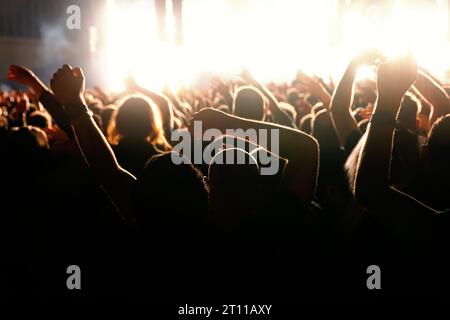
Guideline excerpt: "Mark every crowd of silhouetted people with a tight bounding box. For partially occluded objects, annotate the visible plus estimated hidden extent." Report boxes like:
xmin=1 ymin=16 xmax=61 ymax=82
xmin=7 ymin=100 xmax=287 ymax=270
xmin=2 ymin=49 xmax=450 ymax=298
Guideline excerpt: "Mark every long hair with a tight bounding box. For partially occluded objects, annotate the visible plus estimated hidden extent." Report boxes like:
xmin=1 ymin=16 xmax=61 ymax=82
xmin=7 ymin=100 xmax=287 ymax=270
xmin=108 ymin=94 xmax=171 ymax=151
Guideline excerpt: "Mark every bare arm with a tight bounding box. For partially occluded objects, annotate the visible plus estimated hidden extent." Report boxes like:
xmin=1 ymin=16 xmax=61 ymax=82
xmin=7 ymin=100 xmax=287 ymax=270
xmin=241 ymin=69 xmax=293 ymax=127
xmin=296 ymin=71 xmax=331 ymax=108
xmin=50 ymin=65 xmax=135 ymax=220
xmin=7 ymin=65 xmax=73 ymax=138
xmin=413 ymin=70 xmax=450 ymax=126
xmin=355 ymin=57 xmax=437 ymax=228
xmin=329 ymin=61 xmax=361 ymax=148
xmin=330 ymin=51 xmax=382 ymax=148
xmin=194 ymin=108 xmax=318 ymax=205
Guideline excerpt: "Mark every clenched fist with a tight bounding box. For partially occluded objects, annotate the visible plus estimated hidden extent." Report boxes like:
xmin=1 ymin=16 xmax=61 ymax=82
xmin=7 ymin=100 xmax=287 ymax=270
xmin=377 ymin=55 xmax=417 ymax=103
xmin=50 ymin=64 xmax=86 ymax=107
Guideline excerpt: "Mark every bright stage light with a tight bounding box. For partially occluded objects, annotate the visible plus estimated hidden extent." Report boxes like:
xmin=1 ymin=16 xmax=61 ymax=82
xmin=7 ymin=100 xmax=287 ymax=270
xmin=99 ymin=0 xmax=450 ymax=92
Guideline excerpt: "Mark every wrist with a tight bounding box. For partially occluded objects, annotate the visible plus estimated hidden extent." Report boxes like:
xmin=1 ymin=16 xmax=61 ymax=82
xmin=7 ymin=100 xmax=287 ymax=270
xmin=32 ymin=83 xmax=46 ymax=100
xmin=65 ymin=100 xmax=90 ymax=123
xmin=370 ymin=97 xmax=401 ymax=126
xmin=377 ymin=94 xmax=402 ymax=108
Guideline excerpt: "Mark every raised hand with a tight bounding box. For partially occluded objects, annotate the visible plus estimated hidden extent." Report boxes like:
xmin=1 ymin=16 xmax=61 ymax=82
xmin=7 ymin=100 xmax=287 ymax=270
xmin=7 ymin=65 xmax=46 ymax=98
xmin=50 ymin=64 xmax=86 ymax=107
xmin=296 ymin=71 xmax=331 ymax=105
xmin=239 ymin=67 xmax=256 ymax=85
xmin=211 ymin=76 xmax=231 ymax=96
xmin=377 ymin=55 xmax=417 ymax=103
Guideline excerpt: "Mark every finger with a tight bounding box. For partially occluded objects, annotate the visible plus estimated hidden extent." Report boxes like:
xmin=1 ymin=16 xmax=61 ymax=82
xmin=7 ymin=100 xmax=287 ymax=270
xmin=73 ymin=67 xmax=84 ymax=78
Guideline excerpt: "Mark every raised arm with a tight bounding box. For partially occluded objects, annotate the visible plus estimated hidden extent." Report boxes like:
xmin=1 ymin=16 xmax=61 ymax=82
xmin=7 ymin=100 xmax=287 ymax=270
xmin=296 ymin=71 xmax=331 ymax=108
xmin=354 ymin=56 xmax=436 ymax=226
xmin=240 ymin=68 xmax=293 ymax=127
xmin=193 ymin=108 xmax=318 ymax=206
xmin=50 ymin=65 xmax=135 ymax=219
xmin=7 ymin=65 xmax=73 ymax=138
xmin=330 ymin=50 xmax=382 ymax=148
xmin=413 ymin=70 xmax=450 ymax=126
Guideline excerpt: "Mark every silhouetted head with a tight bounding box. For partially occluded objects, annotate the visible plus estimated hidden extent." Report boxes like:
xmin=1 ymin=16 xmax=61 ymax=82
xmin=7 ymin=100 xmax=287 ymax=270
xmin=287 ymin=89 xmax=300 ymax=108
xmin=233 ymin=86 xmax=265 ymax=121
xmin=4 ymin=126 xmax=49 ymax=177
xmin=133 ymin=152 xmax=208 ymax=238
xmin=311 ymin=109 xmax=340 ymax=152
xmin=108 ymin=95 xmax=170 ymax=150
xmin=207 ymin=148 xmax=262 ymax=219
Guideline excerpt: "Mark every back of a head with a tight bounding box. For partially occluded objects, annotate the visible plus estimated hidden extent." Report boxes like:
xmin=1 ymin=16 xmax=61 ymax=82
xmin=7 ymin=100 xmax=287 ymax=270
xmin=311 ymin=109 xmax=340 ymax=152
xmin=287 ymin=89 xmax=300 ymax=107
xmin=5 ymin=126 xmax=49 ymax=176
xmin=133 ymin=152 xmax=208 ymax=235
xmin=207 ymin=148 xmax=261 ymax=216
xmin=233 ymin=86 xmax=265 ymax=121
xmin=108 ymin=95 xmax=166 ymax=147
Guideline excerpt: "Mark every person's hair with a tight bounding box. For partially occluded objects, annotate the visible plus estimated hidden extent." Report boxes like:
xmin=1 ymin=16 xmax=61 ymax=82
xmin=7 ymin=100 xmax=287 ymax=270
xmin=100 ymin=105 xmax=117 ymax=134
xmin=287 ymin=89 xmax=300 ymax=107
xmin=207 ymin=148 xmax=261 ymax=213
xmin=4 ymin=126 xmax=50 ymax=176
xmin=311 ymin=109 xmax=340 ymax=151
xmin=233 ymin=86 xmax=265 ymax=121
xmin=9 ymin=126 xmax=49 ymax=150
xmin=26 ymin=111 xmax=51 ymax=129
xmin=133 ymin=152 xmax=208 ymax=237
xmin=108 ymin=95 xmax=171 ymax=151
